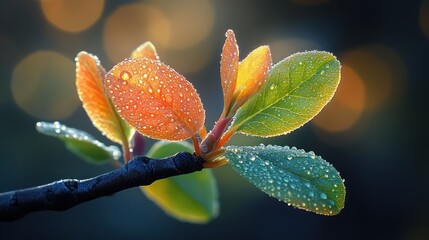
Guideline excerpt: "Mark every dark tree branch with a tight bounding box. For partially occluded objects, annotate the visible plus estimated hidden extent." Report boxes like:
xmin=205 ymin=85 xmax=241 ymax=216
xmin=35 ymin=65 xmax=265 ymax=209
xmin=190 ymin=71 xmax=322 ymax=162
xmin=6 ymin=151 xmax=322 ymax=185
xmin=0 ymin=152 xmax=204 ymax=222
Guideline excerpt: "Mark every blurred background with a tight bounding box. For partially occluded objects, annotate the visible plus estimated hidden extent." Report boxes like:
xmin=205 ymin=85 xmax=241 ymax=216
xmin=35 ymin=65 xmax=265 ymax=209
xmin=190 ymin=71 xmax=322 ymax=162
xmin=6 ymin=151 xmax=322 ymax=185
xmin=0 ymin=0 xmax=428 ymax=239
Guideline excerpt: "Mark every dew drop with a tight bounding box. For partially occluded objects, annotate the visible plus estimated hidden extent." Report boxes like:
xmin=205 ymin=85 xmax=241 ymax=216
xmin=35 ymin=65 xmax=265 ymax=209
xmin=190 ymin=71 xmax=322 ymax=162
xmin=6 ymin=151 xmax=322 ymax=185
xmin=320 ymin=70 xmax=325 ymax=75
xmin=320 ymin=193 xmax=327 ymax=199
xmin=270 ymin=84 xmax=276 ymax=90
xmin=120 ymin=70 xmax=131 ymax=81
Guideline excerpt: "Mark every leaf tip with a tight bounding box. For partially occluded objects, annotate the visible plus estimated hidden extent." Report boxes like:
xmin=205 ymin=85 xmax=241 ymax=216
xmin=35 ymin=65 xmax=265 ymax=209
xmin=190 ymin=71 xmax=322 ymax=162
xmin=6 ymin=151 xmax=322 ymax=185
xmin=131 ymin=41 xmax=160 ymax=60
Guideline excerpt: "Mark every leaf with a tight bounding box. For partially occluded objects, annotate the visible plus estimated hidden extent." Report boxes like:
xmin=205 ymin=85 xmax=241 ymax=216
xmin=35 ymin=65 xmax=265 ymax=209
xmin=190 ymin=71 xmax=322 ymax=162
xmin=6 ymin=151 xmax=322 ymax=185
xmin=231 ymin=51 xmax=341 ymax=137
xmin=234 ymin=45 xmax=272 ymax=104
xmin=220 ymin=29 xmax=239 ymax=111
xmin=105 ymin=58 xmax=205 ymax=141
xmin=225 ymin=145 xmax=345 ymax=215
xmin=130 ymin=41 xmax=160 ymax=60
xmin=141 ymin=141 xmax=219 ymax=223
xmin=76 ymin=51 xmax=134 ymax=144
xmin=36 ymin=121 xmax=121 ymax=164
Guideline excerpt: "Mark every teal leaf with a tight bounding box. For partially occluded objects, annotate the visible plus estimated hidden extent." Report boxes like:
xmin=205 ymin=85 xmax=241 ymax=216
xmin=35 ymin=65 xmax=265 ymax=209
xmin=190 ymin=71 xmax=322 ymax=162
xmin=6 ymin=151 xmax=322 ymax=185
xmin=36 ymin=121 xmax=121 ymax=164
xmin=231 ymin=51 xmax=341 ymax=137
xmin=141 ymin=141 xmax=219 ymax=223
xmin=225 ymin=145 xmax=345 ymax=215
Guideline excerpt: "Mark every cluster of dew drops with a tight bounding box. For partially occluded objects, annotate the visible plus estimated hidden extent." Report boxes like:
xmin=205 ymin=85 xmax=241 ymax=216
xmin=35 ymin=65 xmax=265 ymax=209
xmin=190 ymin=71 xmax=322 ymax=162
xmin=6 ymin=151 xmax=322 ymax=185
xmin=36 ymin=121 xmax=121 ymax=160
xmin=226 ymin=144 xmax=344 ymax=215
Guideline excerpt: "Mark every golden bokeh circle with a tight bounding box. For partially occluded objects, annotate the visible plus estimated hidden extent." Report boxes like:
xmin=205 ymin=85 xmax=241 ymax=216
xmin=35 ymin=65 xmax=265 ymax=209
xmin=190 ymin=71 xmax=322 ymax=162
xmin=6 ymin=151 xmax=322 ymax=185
xmin=148 ymin=0 xmax=215 ymax=49
xmin=103 ymin=3 xmax=171 ymax=63
xmin=11 ymin=51 xmax=79 ymax=119
xmin=340 ymin=45 xmax=406 ymax=110
xmin=312 ymin=64 xmax=366 ymax=132
xmin=40 ymin=0 xmax=104 ymax=33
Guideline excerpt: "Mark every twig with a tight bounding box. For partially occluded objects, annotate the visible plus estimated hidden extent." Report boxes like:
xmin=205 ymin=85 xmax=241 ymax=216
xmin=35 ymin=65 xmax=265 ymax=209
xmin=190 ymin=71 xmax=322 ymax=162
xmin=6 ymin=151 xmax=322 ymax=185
xmin=0 ymin=152 xmax=203 ymax=222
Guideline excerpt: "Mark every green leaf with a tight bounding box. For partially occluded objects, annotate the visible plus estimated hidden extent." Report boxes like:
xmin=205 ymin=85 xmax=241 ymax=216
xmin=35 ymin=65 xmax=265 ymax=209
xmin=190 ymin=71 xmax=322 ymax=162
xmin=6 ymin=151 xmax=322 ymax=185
xmin=225 ymin=145 xmax=345 ymax=215
xmin=141 ymin=141 xmax=219 ymax=223
xmin=36 ymin=121 xmax=121 ymax=164
xmin=231 ymin=51 xmax=341 ymax=137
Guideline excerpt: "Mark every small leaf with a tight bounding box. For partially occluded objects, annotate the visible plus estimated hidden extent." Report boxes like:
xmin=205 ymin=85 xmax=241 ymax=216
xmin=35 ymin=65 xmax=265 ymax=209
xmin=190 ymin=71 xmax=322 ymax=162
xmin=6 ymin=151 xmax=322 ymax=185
xmin=234 ymin=45 xmax=272 ymax=104
xmin=225 ymin=145 xmax=345 ymax=215
xmin=231 ymin=51 xmax=341 ymax=137
xmin=105 ymin=58 xmax=205 ymax=141
xmin=36 ymin=121 xmax=121 ymax=164
xmin=130 ymin=41 xmax=160 ymax=60
xmin=141 ymin=141 xmax=219 ymax=223
xmin=76 ymin=51 xmax=134 ymax=144
xmin=220 ymin=29 xmax=239 ymax=112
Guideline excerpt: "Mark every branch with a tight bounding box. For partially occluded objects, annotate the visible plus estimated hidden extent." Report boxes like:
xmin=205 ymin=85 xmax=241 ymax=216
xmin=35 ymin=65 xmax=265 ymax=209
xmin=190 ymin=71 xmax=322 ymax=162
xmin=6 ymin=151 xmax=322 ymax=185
xmin=0 ymin=152 xmax=203 ymax=222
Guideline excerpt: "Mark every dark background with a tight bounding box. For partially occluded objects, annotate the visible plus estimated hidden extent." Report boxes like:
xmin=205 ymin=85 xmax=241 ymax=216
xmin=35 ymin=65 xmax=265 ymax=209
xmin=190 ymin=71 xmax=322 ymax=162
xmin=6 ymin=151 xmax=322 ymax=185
xmin=1 ymin=0 xmax=428 ymax=239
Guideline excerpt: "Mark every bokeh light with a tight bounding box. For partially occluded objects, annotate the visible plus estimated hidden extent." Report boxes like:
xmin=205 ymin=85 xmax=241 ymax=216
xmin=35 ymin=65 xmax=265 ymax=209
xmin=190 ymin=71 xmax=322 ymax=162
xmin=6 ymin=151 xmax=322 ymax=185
xmin=162 ymin=46 xmax=213 ymax=74
xmin=420 ymin=0 xmax=429 ymax=40
xmin=268 ymin=37 xmax=320 ymax=63
xmin=40 ymin=0 xmax=104 ymax=33
xmin=148 ymin=0 xmax=215 ymax=50
xmin=103 ymin=1 xmax=215 ymax=74
xmin=312 ymin=64 xmax=366 ymax=132
xmin=339 ymin=45 xmax=406 ymax=111
xmin=103 ymin=3 xmax=171 ymax=63
xmin=11 ymin=51 xmax=79 ymax=119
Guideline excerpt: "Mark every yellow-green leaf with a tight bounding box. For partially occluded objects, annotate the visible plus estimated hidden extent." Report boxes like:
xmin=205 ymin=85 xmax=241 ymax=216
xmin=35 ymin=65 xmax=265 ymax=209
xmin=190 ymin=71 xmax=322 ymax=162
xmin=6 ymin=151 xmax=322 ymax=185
xmin=141 ymin=141 xmax=219 ymax=223
xmin=231 ymin=51 xmax=341 ymax=137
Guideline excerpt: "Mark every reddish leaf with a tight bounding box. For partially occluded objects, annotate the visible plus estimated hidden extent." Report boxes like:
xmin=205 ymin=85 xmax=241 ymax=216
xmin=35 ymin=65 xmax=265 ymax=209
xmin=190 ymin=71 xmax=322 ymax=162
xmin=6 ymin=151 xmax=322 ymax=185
xmin=220 ymin=29 xmax=239 ymax=114
xmin=105 ymin=58 xmax=205 ymax=141
xmin=75 ymin=51 xmax=128 ymax=145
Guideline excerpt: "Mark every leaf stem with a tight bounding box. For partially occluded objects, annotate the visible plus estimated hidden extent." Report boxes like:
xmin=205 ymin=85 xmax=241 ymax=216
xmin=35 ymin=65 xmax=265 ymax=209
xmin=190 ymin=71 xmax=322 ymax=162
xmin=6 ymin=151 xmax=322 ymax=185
xmin=122 ymin=142 xmax=131 ymax=163
xmin=200 ymin=117 xmax=232 ymax=154
xmin=213 ymin=126 xmax=237 ymax=151
xmin=192 ymin=135 xmax=202 ymax=157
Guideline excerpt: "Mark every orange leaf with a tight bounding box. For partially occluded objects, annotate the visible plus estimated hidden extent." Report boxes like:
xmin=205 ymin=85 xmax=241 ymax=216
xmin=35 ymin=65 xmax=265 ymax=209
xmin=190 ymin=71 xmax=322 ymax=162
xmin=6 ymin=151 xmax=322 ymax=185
xmin=235 ymin=45 xmax=272 ymax=103
xmin=131 ymin=41 xmax=160 ymax=60
xmin=105 ymin=58 xmax=205 ymax=141
xmin=76 ymin=51 xmax=128 ymax=145
xmin=220 ymin=29 xmax=239 ymax=115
